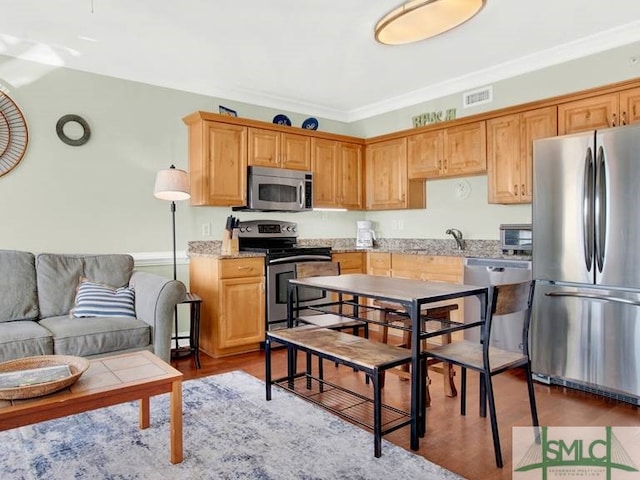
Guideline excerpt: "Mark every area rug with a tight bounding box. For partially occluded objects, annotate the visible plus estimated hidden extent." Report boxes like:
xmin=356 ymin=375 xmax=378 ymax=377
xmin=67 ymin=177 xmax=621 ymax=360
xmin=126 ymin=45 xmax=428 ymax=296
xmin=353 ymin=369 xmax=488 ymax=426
xmin=0 ymin=370 xmax=463 ymax=480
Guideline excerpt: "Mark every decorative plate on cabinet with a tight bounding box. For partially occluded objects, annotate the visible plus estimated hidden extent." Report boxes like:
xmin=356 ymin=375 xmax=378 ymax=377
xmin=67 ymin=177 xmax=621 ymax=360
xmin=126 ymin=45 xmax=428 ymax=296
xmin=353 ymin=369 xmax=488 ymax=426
xmin=0 ymin=91 xmax=29 ymax=177
xmin=301 ymin=117 xmax=319 ymax=130
xmin=272 ymin=114 xmax=291 ymax=126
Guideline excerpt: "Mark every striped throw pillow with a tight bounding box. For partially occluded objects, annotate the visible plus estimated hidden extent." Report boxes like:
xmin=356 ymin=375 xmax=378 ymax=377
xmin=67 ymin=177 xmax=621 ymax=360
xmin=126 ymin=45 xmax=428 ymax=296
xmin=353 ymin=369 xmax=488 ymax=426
xmin=71 ymin=280 xmax=136 ymax=318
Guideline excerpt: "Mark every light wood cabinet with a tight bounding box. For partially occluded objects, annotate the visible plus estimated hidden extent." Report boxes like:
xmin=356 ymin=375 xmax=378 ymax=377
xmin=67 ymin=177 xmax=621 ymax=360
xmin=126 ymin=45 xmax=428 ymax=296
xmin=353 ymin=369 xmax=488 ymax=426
xmin=407 ymin=130 xmax=443 ymax=179
xmin=312 ymin=139 xmax=363 ymax=209
xmin=332 ymin=252 xmax=365 ymax=274
xmin=248 ymin=127 xmax=311 ymax=171
xmin=366 ymin=138 xmax=425 ymax=210
xmin=620 ymin=87 xmax=640 ymax=125
xmin=367 ymin=252 xmax=391 ymax=276
xmin=407 ymin=121 xmax=487 ymax=179
xmin=391 ymin=254 xmax=464 ymax=323
xmin=189 ymin=256 xmax=265 ymax=358
xmin=391 ymin=254 xmax=463 ymax=283
xmin=558 ymin=87 xmax=640 ymax=134
xmin=185 ymin=120 xmax=247 ymax=206
xmin=487 ymin=106 xmax=557 ymax=204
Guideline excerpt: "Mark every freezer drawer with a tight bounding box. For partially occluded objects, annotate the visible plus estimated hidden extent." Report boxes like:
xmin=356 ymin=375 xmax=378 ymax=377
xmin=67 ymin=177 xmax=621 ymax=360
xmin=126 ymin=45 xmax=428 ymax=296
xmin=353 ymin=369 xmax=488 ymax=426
xmin=532 ymin=282 xmax=640 ymax=401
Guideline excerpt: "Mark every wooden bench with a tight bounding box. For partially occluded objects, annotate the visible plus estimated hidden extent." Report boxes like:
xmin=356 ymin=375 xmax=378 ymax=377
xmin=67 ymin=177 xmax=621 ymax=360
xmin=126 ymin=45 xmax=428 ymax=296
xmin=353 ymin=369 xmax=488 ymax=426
xmin=265 ymin=326 xmax=415 ymax=458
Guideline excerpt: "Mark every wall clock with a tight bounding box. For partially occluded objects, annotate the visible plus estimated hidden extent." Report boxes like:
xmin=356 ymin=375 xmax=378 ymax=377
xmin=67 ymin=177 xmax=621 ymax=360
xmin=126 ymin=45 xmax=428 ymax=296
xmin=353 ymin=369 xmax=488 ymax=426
xmin=0 ymin=91 xmax=29 ymax=177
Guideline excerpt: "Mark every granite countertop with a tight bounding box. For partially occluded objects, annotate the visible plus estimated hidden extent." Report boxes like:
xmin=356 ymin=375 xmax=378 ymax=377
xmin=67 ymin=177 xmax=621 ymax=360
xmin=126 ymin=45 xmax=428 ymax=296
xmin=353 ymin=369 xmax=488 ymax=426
xmin=188 ymin=239 xmax=532 ymax=261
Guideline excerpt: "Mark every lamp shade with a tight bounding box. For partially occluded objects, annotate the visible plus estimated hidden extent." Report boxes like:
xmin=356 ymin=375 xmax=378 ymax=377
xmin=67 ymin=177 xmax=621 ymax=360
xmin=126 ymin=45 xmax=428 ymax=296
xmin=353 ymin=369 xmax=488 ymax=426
xmin=375 ymin=0 xmax=485 ymax=45
xmin=154 ymin=165 xmax=191 ymax=201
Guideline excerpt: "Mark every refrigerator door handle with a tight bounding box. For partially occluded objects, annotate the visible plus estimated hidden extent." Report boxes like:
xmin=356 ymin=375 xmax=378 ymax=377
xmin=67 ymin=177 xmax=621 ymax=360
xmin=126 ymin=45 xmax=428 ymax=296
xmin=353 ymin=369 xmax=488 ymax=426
xmin=583 ymin=148 xmax=595 ymax=272
xmin=594 ymin=146 xmax=607 ymax=273
xmin=546 ymin=291 xmax=640 ymax=306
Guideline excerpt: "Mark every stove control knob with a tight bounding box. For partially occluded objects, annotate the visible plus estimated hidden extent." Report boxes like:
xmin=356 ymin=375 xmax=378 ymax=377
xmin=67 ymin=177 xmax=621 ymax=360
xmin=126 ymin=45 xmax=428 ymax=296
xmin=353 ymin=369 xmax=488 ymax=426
xmin=286 ymin=226 xmax=292 ymax=232
xmin=245 ymin=226 xmax=252 ymax=232
xmin=292 ymin=226 xmax=297 ymax=232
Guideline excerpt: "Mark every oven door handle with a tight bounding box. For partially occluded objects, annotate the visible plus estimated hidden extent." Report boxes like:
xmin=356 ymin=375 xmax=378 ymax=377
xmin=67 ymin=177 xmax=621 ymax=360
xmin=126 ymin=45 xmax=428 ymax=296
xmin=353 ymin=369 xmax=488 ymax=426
xmin=268 ymin=255 xmax=332 ymax=264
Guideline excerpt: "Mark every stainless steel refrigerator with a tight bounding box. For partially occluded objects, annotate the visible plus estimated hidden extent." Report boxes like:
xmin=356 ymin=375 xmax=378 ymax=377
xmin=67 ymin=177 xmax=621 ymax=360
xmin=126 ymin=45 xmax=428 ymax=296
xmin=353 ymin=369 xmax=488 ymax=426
xmin=532 ymin=123 xmax=640 ymax=405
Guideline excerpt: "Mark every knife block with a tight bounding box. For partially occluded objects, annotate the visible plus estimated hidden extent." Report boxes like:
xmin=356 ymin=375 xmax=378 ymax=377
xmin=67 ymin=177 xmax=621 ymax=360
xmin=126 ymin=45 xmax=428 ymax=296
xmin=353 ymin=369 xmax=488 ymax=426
xmin=221 ymin=228 xmax=239 ymax=255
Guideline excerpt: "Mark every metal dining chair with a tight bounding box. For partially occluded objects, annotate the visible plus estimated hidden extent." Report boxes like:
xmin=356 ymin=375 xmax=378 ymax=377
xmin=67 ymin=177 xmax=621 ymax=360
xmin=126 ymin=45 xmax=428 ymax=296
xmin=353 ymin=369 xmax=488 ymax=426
xmin=293 ymin=261 xmax=367 ymax=335
xmin=423 ymin=280 xmax=539 ymax=468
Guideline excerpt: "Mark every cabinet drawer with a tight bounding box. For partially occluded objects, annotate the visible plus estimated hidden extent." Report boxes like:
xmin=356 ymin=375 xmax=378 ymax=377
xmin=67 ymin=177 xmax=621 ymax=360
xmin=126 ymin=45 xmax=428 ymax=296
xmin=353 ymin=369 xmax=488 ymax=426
xmin=332 ymin=252 xmax=365 ymax=273
xmin=220 ymin=257 xmax=264 ymax=279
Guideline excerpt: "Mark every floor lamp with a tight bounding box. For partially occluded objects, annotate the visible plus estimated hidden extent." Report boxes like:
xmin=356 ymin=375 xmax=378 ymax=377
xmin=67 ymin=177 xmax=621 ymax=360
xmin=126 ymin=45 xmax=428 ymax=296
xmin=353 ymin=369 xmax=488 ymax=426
xmin=154 ymin=164 xmax=190 ymax=349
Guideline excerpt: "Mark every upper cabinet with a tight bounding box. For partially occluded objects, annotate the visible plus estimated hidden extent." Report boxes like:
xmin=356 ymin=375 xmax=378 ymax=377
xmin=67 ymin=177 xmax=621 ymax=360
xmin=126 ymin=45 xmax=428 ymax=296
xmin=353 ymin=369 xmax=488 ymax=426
xmin=365 ymin=137 xmax=425 ymax=210
xmin=248 ymin=127 xmax=311 ymax=171
xmin=487 ymin=106 xmax=557 ymax=204
xmin=185 ymin=119 xmax=248 ymax=206
xmin=407 ymin=121 xmax=487 ymax=179
xmin=558 ymin=87 xmax=640 ymax=135
xmin=312 ymin=138 xmax=363 ymax=209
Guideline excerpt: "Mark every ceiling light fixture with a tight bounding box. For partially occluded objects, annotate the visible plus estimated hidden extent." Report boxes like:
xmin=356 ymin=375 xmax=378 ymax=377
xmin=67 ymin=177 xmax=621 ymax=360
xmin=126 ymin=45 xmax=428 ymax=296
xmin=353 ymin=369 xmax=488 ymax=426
xmin=375 ymin=0 xmax=486 ymax=45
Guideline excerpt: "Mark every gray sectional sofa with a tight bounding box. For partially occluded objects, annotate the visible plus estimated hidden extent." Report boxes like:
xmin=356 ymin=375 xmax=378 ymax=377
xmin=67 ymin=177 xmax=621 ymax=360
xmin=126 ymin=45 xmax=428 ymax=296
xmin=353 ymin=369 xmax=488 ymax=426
xmin=0 ymin=250 xmax=186 ymax=364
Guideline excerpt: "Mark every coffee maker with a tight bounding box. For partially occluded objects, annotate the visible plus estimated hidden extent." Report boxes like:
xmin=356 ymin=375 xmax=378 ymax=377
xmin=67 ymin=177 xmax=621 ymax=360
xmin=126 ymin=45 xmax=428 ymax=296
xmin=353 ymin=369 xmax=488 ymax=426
xmin=356 ymin=220 xmax=376 ymax=249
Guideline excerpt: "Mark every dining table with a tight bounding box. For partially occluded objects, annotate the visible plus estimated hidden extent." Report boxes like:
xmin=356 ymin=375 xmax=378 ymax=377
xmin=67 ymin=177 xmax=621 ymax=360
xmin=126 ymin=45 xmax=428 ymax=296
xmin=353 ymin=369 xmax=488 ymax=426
xmin=283 ymin=273 xmax=488 ymax=452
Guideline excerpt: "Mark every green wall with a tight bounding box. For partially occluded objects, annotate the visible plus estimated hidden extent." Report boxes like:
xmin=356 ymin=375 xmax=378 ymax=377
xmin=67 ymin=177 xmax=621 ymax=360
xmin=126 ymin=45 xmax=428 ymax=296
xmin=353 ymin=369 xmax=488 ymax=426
xmin=2 ymin=40 xmax=640 ymax=270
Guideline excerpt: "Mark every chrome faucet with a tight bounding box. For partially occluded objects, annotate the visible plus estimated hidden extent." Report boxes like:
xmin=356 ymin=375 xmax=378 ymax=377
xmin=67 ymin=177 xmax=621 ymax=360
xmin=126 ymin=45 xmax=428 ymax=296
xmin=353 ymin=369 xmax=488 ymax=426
xmin=446 ymin=228 xmax=465 ymax=250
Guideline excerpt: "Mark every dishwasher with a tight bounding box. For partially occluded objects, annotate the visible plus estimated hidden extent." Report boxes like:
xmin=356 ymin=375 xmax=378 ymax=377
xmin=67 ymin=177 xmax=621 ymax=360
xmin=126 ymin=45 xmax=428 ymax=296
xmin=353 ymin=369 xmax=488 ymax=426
xmin=463 ymin=257 xmax=532 ymax=353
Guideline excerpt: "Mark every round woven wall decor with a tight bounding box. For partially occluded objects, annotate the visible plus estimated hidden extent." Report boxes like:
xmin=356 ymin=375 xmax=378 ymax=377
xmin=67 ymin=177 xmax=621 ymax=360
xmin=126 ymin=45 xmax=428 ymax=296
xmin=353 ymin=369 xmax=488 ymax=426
xmin=0 ymin=90 xmax=28 ymax=177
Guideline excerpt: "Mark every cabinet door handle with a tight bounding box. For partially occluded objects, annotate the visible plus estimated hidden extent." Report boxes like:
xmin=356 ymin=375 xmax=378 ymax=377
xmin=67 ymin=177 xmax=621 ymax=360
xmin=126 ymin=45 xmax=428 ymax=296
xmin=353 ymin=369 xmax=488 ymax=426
xmin=237 ymin=266 xmax=251 ymax=270
xmin=611 ymin=113 xmax=617 ymax=127
xmin=443 ymin=159 xmax=447 ymax=170
xmin=514 ymin=184 xmax=518 ymax=196
xmin=522 ymin=184 xmax=525 ymax=197
xmin=622 ymin=111 xmax=627 ymax=125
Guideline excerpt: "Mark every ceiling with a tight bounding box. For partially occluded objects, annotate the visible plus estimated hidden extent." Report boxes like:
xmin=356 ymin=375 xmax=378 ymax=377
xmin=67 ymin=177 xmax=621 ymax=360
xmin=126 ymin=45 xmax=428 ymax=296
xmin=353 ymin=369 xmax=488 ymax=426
xmin=2 ymin=0 xmax=640 ymax=122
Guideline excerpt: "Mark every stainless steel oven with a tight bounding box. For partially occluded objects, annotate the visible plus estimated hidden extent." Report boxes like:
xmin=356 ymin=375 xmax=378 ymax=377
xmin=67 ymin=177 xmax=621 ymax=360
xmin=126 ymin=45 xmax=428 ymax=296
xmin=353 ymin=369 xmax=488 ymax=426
xmin=238 ymin=220 xmax=332 ymax=331
xmin=266 ymin=250 xmax=333 ymax=330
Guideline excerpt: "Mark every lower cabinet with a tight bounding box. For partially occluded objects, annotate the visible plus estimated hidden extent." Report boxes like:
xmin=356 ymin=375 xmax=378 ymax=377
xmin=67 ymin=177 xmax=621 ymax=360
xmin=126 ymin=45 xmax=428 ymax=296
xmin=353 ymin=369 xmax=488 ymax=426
xmin=390 ymin=254 xmax=464 ymax=324
xmin=332 ymin=251 xmax=365 ymax=274
xmin=367 ymin=252 xmax=391 ymax=276
xmin=190 ymin=256 xmax=265 ymax=358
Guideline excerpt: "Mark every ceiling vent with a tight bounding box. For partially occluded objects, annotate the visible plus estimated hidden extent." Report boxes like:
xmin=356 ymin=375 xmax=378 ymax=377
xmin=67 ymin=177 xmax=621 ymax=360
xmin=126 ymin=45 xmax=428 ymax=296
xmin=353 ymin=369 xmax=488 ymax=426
xmin=463 ymin=85 xmax=493 ymax=108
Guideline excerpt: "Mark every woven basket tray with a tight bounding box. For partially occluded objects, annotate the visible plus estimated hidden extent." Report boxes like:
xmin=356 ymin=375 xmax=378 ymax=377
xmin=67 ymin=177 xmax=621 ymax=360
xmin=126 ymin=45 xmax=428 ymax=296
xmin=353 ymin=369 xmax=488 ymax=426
xmin=0 ymin=355 xmax=90 ymax=400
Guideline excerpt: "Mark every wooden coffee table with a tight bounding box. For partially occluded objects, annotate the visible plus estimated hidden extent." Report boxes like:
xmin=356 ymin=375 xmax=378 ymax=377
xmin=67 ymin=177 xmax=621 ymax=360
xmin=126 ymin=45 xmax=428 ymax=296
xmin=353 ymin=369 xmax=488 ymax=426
xmin=0 ymin=350 xmax=184 ymax=464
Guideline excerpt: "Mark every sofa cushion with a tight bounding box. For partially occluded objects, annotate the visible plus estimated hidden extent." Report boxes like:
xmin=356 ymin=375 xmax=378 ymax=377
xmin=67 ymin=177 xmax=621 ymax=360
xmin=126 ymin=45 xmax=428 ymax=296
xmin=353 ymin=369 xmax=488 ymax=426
xmin=36 ymin=254 xmax=134 ymax=319
xmin=40 ymin=315 xmax=150 ymax=357
xmin=0 ymin=321 xmax=53 ymax=362
xmin=83 ymin=255 xmax=134 ymax=288
xmin=0 ymin=250 xmax=39 ymax=323
xmin=71 ymin=279 xmax=136 ymax=318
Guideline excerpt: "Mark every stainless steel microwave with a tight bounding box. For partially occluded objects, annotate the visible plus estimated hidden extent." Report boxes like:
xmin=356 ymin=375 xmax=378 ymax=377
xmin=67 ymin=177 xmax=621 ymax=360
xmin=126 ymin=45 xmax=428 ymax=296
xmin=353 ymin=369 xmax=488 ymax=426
xmin=235 ymin=166 xmax=313 ymax=212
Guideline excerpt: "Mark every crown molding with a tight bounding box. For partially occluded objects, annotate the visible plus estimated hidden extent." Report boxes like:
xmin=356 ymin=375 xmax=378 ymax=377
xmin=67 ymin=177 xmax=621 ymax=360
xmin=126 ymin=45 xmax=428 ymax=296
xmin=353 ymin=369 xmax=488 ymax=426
xmin=343 ymin=20 xmax=640 ymax=121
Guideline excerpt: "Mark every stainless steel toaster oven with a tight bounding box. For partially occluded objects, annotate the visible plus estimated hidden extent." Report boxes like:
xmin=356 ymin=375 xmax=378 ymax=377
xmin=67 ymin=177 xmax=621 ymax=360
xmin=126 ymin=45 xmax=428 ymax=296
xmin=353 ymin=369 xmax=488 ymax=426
xmin=500 ymin=224 xmax=532 ymax=254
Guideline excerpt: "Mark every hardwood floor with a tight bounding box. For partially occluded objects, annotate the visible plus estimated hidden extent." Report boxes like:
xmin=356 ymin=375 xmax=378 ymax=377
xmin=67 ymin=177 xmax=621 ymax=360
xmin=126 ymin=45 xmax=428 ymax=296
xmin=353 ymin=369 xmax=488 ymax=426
xmin=171 ymin=347 xmax=640 ymax=480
